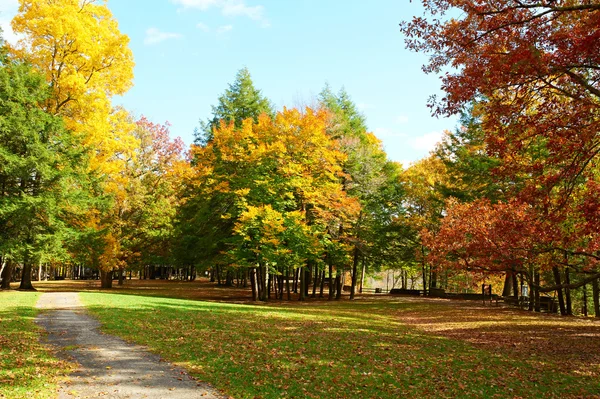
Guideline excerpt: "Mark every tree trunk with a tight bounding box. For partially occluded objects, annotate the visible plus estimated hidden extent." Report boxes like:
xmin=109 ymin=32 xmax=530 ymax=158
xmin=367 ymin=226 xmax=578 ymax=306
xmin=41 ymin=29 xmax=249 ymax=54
xmin=19 ymin=262 xmax=35 ymax=291
xmin=564 ymin=267 xmax=572 ymax=315
xmin=328 ymin=260 xmax=334 ymax=301
xmin=293 ymin=267 xmax=299 ymax=294
xmin=311 ymin=263 xmax=318 ymax=298
xmin=502 ymin=271 xmax=513 ymax=297
xmin=260 ymin=263 xmax=268 ymax=301
xmin=285 ymin=266 xmax=292 ymax=301
xmin=38 ymin=262 xmax=43 ymax=282
xmin=512 ymin=272 xmax=518 ymax=298
xmin=534 ymin=271 xmax=541 ymax=312
xmin=319 ymin=270 xmax=325 ymax=298
xmin=552 ymin=267 xmax=566 ymax=315
xmin=335 ymin=272 xmax=342 ymax=300
xmin=421 ymin=265 xmax=427 ymax=295
xmin=421 ymin=246 xmax=427 ymax=295
xmin=100 ymin=270 xmax=113 ymax=289
xmin=359 ymin=257 xmax=366 ymax=294
xmin=350 ymin=246 xmax=359 ymax=300
xmin=250 ymin=267 xmax=258 ymax=301
xmin=592 ymin=277 xmax=599 ymax=318
xmin=430 ymin=270 xmax=437 ymax=290
xmin=304 ymin=268 xmax=310 ymax=298
xmin=299 ymin=266 xmax=305 ymax=301
xmin=583 ymin=283 xmax=588 ymax=317
xmin=118 ymin=267 xmax=125 ymax=286
xmin=1 ymin=260 xmax=13 ymax=290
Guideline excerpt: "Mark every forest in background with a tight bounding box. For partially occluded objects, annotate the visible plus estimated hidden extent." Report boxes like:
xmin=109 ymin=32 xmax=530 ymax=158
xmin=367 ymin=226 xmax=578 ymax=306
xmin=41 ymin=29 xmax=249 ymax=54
xmin=0 ymin=0 xmax=599 ymax=317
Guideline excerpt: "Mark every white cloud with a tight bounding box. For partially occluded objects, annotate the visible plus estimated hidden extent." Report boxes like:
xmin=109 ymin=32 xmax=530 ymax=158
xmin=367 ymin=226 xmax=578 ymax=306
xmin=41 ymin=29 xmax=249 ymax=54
xmin=172 ymin=0 xmax=268 ymax=26
xmin=173 ymin=0 xmax=219 ymax=10
xmin=196 ymin=22 xmax=210 ymax=32
xmin=144 ymin=28 xmax=183 ymax=45
xmin=216 ymin=24 xmax=233 ymax=34
xmin=409 ymin=131 xmax=443 ymax=152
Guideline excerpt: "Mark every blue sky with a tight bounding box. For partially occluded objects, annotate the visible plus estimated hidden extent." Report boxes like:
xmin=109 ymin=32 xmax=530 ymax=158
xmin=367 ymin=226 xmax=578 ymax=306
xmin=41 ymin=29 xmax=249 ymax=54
xmin=0 ymin=0 xmax=457 ymax=166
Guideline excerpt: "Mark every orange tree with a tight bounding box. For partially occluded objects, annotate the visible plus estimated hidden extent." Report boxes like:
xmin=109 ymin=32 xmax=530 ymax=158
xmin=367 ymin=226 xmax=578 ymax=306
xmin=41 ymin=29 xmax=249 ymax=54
xmin=403 ymin=1 xmax=600 ymax=314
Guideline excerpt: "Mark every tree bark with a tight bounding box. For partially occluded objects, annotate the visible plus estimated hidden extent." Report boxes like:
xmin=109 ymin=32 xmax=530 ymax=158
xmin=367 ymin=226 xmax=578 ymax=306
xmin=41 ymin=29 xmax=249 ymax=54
xmin=421 ymin=267 xmax=427 ymax=295
xmin=328 ymin=258 xmax=334 ymax=301
xmin=304 ymin=268 xmax=310 ymax=298
xmin=534 ymin=271 xmax=541 ymax=312
xmin=335 ymin=272 xmax=342 ymax=300
xmin=564 ymin=267 xmax=572 ymax=315
xmin=260 ymin=263 xmax=268 ymax=301
xmin=250 ymin=267 xmax=257 ymax=301
xmin=592 ymin=277 xmax=599 ymax=318
xmin=319 ymin=270 xmax=325 ymax=298
xmin=286 ymin=266 xmax=291 ymax=300
xmin=1 ymin=260 xmax=13 ymax=290
xmin=100 ymin=270 xmax=113 ymax=289
xmin=311 ymin=263 xmax=318 ymax=298
xmin=118 ymin=267 xmax=125 ymax=286
xmin=359 ymin=257 xmax=366 ymax=294
xmin=350 ymin=246 xmax=359 ymax=300
xmin=583 ymin=283 xmax=588 ymax=317
xmin=553 ymin=267 xmax=566 ymax=315
xmin=502 ymin=271 xmax=513 ymax=297
xmin=293 ymin=267 xmax=299 ymax=293
xmin=19 ymin=262 xmax=35 ymax=291
xmin=299 ymin=266 xmax=305 ymax=301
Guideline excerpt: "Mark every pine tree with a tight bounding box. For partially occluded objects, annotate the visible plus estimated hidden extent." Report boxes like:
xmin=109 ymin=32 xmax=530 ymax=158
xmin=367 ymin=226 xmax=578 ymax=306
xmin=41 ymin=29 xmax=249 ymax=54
xmin=0 ymin=57 xmax=89 ymax=290
xmin=195 ymin=67 xmax=274 ymax=144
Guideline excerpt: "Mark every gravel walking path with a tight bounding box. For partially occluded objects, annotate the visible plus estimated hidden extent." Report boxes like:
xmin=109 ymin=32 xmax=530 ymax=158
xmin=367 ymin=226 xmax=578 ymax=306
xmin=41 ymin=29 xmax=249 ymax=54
xmin=35 ymin=292 xmax=224 ymax=399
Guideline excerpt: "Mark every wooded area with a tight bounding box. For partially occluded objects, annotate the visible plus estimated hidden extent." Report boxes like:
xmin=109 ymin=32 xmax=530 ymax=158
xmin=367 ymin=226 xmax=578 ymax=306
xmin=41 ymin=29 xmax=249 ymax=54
xmin=0 ymin=0 xmax=599 ymax=319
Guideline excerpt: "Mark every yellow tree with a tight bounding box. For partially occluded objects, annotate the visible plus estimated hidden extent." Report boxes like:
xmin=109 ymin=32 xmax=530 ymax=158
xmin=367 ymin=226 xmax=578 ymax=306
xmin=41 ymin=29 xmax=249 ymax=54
xmin=180 ymin=108 xmax=359 ymax=300
xmin=10 ymin=0 xmax=137 ymax=287
xmin=400 ymin=154 xmax=452 ymax=293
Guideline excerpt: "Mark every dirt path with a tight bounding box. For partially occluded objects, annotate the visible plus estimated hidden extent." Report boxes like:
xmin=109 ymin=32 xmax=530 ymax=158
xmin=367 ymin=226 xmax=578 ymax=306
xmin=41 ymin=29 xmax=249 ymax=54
xmin=35 ymin=292 xmax=225 ymax=399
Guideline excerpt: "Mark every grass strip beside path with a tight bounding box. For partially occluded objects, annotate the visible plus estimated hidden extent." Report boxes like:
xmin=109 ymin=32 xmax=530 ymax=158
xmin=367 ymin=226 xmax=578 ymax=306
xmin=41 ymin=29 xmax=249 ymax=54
xmin=81 ymin=292 xmax=599 ymax=399
xmin=0 ymin=291 xmax=69 ymax=399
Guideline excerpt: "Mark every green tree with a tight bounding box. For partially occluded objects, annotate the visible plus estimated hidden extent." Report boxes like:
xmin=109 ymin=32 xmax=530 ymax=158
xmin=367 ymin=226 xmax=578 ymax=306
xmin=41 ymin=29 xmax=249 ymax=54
xmin=0 ymin=56 xmax=89 ymax=290
xmin=195 ymin=67 xmax=274 ymax=145
xmin=318 ymin=86 xmax=402 ymax=299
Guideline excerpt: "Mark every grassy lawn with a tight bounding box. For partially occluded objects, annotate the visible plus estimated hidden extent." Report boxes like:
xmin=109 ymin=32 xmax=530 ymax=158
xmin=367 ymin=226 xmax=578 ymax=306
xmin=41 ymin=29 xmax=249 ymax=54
xmin=0 ymin=291 xmax=69 ymax=399
xmin=80 ymin=291 xmax=600 ymax=399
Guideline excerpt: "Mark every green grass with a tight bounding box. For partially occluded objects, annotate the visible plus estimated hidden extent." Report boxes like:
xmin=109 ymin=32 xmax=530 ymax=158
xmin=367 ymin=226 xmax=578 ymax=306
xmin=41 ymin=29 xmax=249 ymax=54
xmin=80 ymin=293 xmax=600 ymax=399
xmin=0 ymin=291 xmax=69 ymax=399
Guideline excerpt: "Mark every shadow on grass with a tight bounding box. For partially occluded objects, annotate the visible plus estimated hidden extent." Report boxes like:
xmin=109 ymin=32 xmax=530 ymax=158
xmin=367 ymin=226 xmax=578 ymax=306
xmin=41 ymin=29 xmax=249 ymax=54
xmin=82 ymin=292 xmax=600 ymax=399
xmin=0 ymin=292 xmax=69 ymax=399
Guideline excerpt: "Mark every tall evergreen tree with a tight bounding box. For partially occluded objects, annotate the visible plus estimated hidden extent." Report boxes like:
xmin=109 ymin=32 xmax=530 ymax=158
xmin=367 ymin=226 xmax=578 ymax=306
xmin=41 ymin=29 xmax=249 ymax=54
xmin=0 ymin=56 xmax=89 ymax=290
xmin=195 ymin=67 xmax=274 ymax=145
xmin=318 ymin=85 xmax=403 ymax=298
